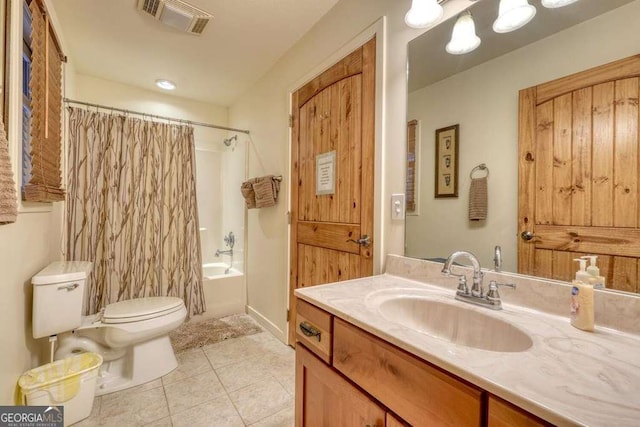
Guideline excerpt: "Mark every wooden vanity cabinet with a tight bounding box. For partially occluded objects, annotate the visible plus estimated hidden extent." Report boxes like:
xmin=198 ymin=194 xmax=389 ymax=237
xmin=296 ymin=344 xmax=385 ymax=427
xmin=488 ymin=396 xmax=553 ymax=427
xmin=295 ymin=299 xmax=551 ymax=427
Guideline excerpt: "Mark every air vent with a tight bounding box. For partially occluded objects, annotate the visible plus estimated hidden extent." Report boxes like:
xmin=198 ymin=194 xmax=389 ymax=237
xmin=137 ymin=0 xmax=212 ymax=35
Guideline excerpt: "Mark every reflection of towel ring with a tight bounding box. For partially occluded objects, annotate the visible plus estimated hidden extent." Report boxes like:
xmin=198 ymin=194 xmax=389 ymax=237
xmin=470 ymin=163 xmax=489 ymax=179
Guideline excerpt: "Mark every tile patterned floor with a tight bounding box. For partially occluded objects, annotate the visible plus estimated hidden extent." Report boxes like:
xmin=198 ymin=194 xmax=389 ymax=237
xmin=74 ymin=330 xmax=295 ymax=427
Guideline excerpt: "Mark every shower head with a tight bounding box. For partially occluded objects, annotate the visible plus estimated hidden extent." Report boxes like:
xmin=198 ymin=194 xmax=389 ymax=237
xmin=223 ymin=135 xmax=238 ymax=147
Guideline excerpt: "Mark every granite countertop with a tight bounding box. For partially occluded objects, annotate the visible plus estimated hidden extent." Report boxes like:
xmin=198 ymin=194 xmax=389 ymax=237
xmin=295 ymin=274 xmax=640 ymax=427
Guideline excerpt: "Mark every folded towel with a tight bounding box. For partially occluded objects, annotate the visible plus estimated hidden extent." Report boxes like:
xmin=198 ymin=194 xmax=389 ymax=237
xmin=241 ymin=180 xmax=256 ymax=209
xmin=241 ymin=176 xmax=281 ymax=209
xmin=0 ymin=116 xmax=17 ymax=224
xmin=254 ymin=175 xmax=280 ymax=208
xmin=469 ymin=177 xmax=487 ymax=221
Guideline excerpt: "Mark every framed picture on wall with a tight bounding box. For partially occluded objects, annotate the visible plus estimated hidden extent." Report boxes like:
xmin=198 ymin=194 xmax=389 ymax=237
xmin=435 ymin=124 xmax=459 ymax=198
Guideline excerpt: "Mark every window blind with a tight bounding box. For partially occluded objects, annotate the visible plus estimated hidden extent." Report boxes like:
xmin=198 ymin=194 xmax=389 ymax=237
xmin=23 ymin=0 xmax=65 ymax=202
xmin=406 ymin=120 xmax=417 ymax=213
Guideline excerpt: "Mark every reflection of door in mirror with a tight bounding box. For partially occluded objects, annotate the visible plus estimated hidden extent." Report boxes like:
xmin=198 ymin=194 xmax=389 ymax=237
xmin=519 ymin=55 xmax=640 ymax=293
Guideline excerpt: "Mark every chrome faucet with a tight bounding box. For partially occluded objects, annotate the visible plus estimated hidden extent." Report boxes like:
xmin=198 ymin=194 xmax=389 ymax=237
xmin=493 ymin=245 xmax=502 ymax=272
xmin=442 ymin=250 xmax=515 ymax=310
xmin=215 ymin=231 xmax=235 ymax=273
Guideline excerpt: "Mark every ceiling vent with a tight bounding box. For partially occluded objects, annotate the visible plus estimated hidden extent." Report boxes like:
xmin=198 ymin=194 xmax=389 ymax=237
xmin=137 ymin=0 xmax=213 ymax=35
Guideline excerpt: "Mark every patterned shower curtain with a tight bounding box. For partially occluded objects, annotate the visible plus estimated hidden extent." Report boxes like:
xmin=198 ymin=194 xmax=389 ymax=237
xmin=66 ymin=107 xmax=206 ymax=317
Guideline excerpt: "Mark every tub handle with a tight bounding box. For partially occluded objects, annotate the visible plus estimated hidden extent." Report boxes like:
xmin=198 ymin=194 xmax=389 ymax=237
xmin=58 ymin=283 xmax=80 ymax=291
xmin=299 ymin=322 xmax=321 ymax=341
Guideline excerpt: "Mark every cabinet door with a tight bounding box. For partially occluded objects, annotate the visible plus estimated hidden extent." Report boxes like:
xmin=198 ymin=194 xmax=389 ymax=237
xmin=296 ymin=344 xmax=385 ymax=427
xmin=488 ymin=396 xmax=551 ymax=427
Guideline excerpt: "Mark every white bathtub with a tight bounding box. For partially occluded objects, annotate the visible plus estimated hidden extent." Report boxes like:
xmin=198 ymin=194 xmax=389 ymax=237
xmin=198 ymin=262 xmax=245 ymax=320
xmin=203 ymin=262 xmax=242 ymax=279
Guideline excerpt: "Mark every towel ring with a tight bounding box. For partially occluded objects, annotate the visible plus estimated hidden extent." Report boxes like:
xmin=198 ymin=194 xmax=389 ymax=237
xmin=470 ymin=163 xmax=489 ymax=179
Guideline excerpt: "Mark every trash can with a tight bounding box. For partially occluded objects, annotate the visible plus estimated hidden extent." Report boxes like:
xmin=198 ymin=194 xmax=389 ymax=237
xmin=18 ymin=352 xmax=103 ymax=426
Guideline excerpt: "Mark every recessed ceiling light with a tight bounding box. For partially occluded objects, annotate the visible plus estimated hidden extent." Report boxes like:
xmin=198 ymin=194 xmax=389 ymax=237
xmin=156 ymin=79 xmax=176 ymax=90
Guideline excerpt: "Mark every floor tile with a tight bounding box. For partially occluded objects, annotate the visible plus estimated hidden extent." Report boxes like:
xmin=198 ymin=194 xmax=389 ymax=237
xmin=162 ymin=348 xmax=212 ymax=386
xmin=143 ymin=416 xmax=173 ymax=426
xmin=215 ymin=355 xmax=271 ymax=392
xmin=249 ymin=406 xmax=295 ymax=427
xmin=228 ymin=377 xmax=293 ymax=425
xmin=164 ymin=370 xmax=226 ymax=414
xmin=171 ymin=395 xmax=244 ymax=427
xmin=99 ymin=386 xmax=169 ymax=425
xmin=203 ymin=335 xmax=268 ymax=369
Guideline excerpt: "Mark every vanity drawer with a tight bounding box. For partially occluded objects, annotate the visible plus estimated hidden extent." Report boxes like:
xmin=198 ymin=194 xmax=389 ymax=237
xmin=295 ymin=299 xmax=332 ymax=363
xmin=333 ymin=318 xmax=483 ymax=426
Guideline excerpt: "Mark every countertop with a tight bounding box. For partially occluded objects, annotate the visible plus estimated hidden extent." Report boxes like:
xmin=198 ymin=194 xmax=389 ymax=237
xmin=295 ymin=274 xmax=640 ymax=427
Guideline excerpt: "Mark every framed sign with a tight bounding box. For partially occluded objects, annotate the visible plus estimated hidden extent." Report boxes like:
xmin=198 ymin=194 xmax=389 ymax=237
xmin=435 ymin=124 xmax=459 ymax=198
xmin=316 ymin=151 xmax=336 ymax=195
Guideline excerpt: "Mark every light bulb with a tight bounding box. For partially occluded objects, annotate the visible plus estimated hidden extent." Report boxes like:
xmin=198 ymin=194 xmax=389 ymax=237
xmin=446 ymin=13 xmax=481 ymax=55
xmin=493 ymin=0 xmax=537 ymax=33
xmin=155 ymin=79 xmax=176 ymax=90
xmin=541 ymin=0 xmax=580 ymax=8
xmin=405 ymin=0 xmax=444 ymax=29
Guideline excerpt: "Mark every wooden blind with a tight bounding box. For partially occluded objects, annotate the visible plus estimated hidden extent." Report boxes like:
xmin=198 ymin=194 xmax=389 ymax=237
xmin=406 ymin=120 xmax=417 ymax=212
xmin=23 ymin=0 xmax=65 ymax=202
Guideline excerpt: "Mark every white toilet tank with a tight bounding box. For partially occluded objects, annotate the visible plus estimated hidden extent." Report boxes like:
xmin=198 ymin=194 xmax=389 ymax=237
xmin=32 ymin=261 xmax=93 ymax=339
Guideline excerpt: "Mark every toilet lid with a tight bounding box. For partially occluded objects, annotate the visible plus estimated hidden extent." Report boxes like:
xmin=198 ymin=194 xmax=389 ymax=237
xmin=103 ymin=297 xmax=185 ymax=324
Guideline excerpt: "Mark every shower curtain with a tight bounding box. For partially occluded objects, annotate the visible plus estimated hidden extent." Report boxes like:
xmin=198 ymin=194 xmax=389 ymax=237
xmin=66 ymin=107 xmax=205 ymax=317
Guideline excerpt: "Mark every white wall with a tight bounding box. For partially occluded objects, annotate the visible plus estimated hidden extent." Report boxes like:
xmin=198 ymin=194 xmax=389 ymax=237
xmin=228 ymin=0 xmax=474 ymax=340
xmin=406 ymin=0 xmax=640 ymax=271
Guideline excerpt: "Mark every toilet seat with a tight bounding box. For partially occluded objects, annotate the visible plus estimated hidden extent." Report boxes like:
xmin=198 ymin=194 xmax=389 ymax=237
xmin=103 ymin=296 xmax=184 ymax=324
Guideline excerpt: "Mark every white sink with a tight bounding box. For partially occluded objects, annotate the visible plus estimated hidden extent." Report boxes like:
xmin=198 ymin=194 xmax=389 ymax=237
xmin=373 ymin=293 xmax=533 ymax=352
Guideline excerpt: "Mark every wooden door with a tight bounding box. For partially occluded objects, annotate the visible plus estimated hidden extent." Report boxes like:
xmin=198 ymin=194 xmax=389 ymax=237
xmin=295 ymin=344 xmax=385 ymax=427
xmin=289 ymin=37 xmax=376 ymax=343
xmin=519 ymin=55 xmax=640 ymax=292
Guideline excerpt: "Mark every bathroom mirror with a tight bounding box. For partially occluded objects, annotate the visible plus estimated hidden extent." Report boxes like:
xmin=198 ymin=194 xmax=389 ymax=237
xmin=405 ymin=0 xmax=640 ymax=293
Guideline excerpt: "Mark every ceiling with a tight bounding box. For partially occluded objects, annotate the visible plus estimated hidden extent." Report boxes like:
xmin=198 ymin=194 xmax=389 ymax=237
xmin=408 ymin=0 xmax=635 ymax=92
xmin=53 ymin=0 xmax=340 ymax=106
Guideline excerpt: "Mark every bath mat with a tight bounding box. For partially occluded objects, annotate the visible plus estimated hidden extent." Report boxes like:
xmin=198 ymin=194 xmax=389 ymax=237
xmin=169 ymin=314 xmax=263 ymax=353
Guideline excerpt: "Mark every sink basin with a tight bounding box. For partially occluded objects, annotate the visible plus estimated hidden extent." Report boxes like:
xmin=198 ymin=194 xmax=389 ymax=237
xmin=376 ymin=295 xmax=533 ymax=352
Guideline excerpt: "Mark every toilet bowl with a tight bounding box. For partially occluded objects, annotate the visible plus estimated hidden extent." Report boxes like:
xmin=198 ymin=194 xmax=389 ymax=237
xmin=32 ymin=262 xmax=187 ymax=396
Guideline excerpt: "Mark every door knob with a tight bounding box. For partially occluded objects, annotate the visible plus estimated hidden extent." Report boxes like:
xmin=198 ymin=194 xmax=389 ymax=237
xmin=520 ymin=231 xmax=535 ymax=241
xmin=347 ymin=235 xmax=371 ymax=247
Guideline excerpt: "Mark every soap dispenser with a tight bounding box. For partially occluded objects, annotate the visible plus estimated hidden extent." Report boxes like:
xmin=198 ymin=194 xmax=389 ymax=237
xmin=583 ymin=255 xmax=606 ymax=289
xmin=571 ymin=258 xmax=594 ymax=332
xmin=574 ymin=258 xmax=590 ymax=283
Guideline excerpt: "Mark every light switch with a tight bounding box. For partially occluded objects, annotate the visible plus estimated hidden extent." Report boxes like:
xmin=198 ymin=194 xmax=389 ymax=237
xmin=391 ymin=193 xmax=405 ymax=220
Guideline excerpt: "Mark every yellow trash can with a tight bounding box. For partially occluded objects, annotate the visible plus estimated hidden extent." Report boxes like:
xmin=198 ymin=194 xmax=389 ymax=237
xmin=18 ymin=353 xmax=103 ymax=426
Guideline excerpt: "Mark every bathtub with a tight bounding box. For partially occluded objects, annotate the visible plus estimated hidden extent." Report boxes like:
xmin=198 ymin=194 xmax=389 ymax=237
xmin=198 ymin=262 xmax=245 ymax=320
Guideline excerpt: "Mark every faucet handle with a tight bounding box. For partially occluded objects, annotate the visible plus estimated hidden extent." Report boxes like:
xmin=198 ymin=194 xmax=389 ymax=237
xmin=486 ymin=280 xmax=516 ymax=302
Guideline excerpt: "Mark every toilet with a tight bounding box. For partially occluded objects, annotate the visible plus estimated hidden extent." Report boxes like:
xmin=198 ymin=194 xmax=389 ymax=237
xmin=32 ymin=261 xmax=187 ymax=396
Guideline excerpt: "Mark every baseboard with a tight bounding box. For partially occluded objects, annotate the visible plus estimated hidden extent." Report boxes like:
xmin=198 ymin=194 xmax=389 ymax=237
xmin=246 ymin=305 xmax=286 ymax=343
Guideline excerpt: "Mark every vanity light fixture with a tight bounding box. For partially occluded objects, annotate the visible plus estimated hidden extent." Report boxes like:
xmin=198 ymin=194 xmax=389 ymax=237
xmin=493 ymin=0 xmax=537 ymax=33
xmin=446 ymin=12 xmax=481 ymax=55
xmin=405 ymin=0 xmax=444 ymax=29
xmin=541 ymin=0 xmax=580 ymax=8
xmin=155 ymin=79 xmax=176 ymax=90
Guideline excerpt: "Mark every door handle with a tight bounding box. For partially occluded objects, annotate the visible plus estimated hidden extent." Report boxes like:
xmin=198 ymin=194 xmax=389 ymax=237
xmin=520 ymin=231 xmax=535 ymax=241
xmin=346 ymin=235 xmax=370 ymax=247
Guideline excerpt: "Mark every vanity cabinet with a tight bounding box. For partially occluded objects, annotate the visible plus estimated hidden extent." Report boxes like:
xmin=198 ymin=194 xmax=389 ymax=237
xmin=488 ymin=396 xmax=551 ymax=427
xmin=295 ymin=298 xmax=555 ymax=427
xmin=296 ymin=344 xmax=385 ymax=426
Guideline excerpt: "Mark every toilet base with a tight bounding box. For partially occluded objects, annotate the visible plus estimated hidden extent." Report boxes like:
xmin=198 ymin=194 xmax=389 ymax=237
xmin=95 ymin=335 xmax=178 ymax=396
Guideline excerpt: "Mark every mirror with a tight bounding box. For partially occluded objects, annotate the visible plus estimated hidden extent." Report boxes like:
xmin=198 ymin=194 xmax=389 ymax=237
xmin=405 ymin=0 xmax=640 ymax=292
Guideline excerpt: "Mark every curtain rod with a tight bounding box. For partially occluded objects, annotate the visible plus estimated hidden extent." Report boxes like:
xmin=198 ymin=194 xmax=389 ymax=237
xmin=63 ymin=98 xmax=250 ymax=134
